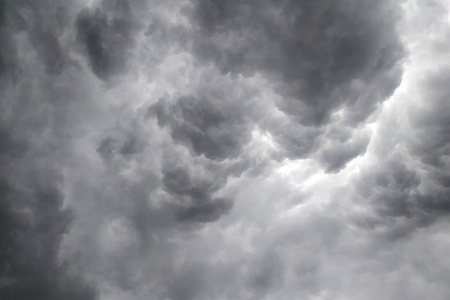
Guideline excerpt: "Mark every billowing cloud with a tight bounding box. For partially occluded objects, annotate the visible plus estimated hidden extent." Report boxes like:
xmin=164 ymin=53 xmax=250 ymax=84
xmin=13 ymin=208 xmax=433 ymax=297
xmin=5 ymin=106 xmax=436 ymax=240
xmin=151 ymin=94 xmax=252 ymax=160
xmin=0 ymin=100 xmax=96 ymax=299
xmin=76 ymin=3 xmax=136 ymax=80
xmin=1 ymin=0 xmax=450 ymax=299
xmin=190 ymin=0 xmax=404 ymax=126
xmin=0 ymin=177 xmax=97 ymax=300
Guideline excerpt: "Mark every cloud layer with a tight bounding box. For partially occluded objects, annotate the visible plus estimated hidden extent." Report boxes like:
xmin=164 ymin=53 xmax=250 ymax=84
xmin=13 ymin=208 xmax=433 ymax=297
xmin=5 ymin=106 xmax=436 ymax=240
xmin=1 ymin=0 xmax=450 ymax=299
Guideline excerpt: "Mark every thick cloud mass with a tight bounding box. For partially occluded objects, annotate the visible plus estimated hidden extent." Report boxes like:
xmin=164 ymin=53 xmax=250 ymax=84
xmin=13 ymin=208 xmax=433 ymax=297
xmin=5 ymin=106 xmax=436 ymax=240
xmin=1 ymin=0 xmax=450 ymax=299
xmin=0 ymin=1 xmax=98 ymax=298
xmin=161 ymin=160 xmax=233 ymax=223
xmin=76 ymin=4 xmax=135 ymax=80
xmin=191 ymin=0 xmax=404 ymax=126
xmin=0 ymin=179 xmax=97 ymax=300
xmin=151 ymin=95 xmax=252 ymax=160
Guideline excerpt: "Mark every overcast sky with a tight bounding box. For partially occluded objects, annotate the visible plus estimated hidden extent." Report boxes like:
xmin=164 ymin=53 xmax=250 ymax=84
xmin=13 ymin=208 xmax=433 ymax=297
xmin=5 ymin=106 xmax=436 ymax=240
xmin=1 ymin=0 xmax=450 ymax=299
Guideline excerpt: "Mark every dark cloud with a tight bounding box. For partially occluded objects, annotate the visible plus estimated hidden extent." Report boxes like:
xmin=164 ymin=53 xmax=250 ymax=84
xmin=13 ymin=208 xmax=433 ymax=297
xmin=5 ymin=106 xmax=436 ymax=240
xmin=0 ymin=179 xmax=97 ymax=300
xmin=76 ymin=2 xmax=136 ymax=79
xmin=97 ymin=130 xmax=145 ymax=160
xmin=0 ymin=128 xmax=27 ymax=159
xmin=30 ymin=27 xmax=65 ymax=75
xmin=246 ymin=251 xmax=283 ymax=296
xmin=190 ymin=0 xmax=404 ymax=127
xmin=27 ymin=3 xmax=70 ymax=76
xmin=147 ymin=89 xmax=265 ymax=224
xmin=164 ymin=262 xmax=208 ymax=300
xmin=348 ymin=69 xmax=450 ymax=238
xmin=260 ymin=120 xmax=323 ymax=160
xmin=151 ymin=94 xmax=253 ymax=161
xmin=1 ymin=0 xmax=450 ymax=299
xmin=0 ymin=0 xmax=72 ymax=78
xmin=97 ymin=136 xmax=118 ymax=159
xmin=408 ymin=71 xmax=450 ymax=168
xmin=317 ymin=127 xmax=370 ymax=172
xmin=161 ymin=158 xmax=233 ymax=223
xmin=0 ymin=2 xmax=99 ymax=298
xmin=175 ymin=196 xmax=232 ymax=223
xmin=354 ymin=159 xmax=421 ymax=219
xmin=404 ymin=70 xmax=450 ymax=216
xmin=0 ymin=129 xmax=97 ymax=299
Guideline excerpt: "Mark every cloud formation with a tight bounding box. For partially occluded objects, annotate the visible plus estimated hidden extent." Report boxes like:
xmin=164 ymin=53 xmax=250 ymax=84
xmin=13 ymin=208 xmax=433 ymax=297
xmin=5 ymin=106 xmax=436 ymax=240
xmin=151 ymin=94 xmax=252 ymax=161
xmin=1 ymin=0 xmax=450 ymax=299
xmin=191 ymin=0 xmax=404 ymax=126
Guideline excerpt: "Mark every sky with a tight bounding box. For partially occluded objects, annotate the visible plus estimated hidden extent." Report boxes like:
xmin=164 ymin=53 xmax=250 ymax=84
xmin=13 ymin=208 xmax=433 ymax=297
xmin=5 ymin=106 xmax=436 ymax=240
xmin=1 ymin=0 xmax=450 ymax=299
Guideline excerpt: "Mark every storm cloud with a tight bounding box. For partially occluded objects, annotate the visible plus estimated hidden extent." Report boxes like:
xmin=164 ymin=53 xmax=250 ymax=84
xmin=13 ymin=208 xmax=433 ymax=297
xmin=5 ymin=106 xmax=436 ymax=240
xmin=1 ymin=0 xmax=450 ymax=299
xmin=190 ymin=0 xmax=404 ymax=126
xmin=151 ymin=94 xmax=252 ymax=161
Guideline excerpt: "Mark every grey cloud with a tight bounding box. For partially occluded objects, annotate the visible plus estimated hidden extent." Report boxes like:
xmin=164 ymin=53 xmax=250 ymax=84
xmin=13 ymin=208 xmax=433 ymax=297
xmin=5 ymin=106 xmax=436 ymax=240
xmin=97 ymin=136 xmax=118 ymax=159
xmin=0 ymin=1 xmax=73 ymax=77
xmin=355 ymin=159 xmax=422 ymax=220
xmin=349 ymin=162 xmax=432 ymax=243
xmin=29 ymin=27 xmax=65 ymax=75
xmin=414 ymin=191 xmax=450 ymax=214
xmin=258 ymin=114 xmax=370 ymax=167
xmin=162 ymin=166 xmax=215 ymax=200
xmin=161 ymin=158 xmax=233 ymax=223
xmin=120 ymin=134 xmax=144 ymax=157
xmin=0 ymin=5 xmax=30 ymax=83
xmin=2 ymin=0 xmax=450 ymax=299
xmin=125 ymin=181 xmax=176 ymax=241
xmin=97 ymin=131 xmax=145 ymax=160
xmin=151 ymin=95 xmax=253 ymax=161
xmin=26 ymin=3 xmax=72 ymax=76
xmin=160 ymin=250 xmax=284 ymax=300
xmin=190 ymin=0 xmax=404 ymax=127
xmin=405 ymin=71 xmax=450 ymax=215
xmin=148 ymin=88 xmax=265 ymax=224
xmin=0 ymin=128 xmax=27 ymax=159
xmin=317 ymin=128 xmax=370 ymax=172
xmin=0 ymin=2 xmax=102 ymax=298
xmin=260 ymin=119 xmax=323 ymax=159
xmin=0 ymin=165 xmax=97 ymax=300
xmin=164 ymin=262 xmax=208 ymax=300
xmin=176 ymin=197 xmax=232 ymax=223
xmin=408 ymin=71 xmax=450 ymax=167
xmin=246 ymin=251 xmax=284 ymax=296
xmin=348 ymin=70 xmax=450 ymax=237
xmin=76 ymin=3 xmax=136 ymax=80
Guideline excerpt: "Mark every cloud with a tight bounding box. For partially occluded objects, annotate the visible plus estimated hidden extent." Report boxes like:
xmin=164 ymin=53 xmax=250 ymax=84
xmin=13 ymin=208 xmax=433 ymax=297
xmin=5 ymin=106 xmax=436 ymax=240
xmin=159 ymin=151 xmax=235 ymax=223
xmin=151 ymin=94 xmax=253 ymax=160
xmin=339 ymin=36 xmax=450 ymax=247
xmin=315 ymin=125 xmax=371 ymax=172
xmin=0 ymin=126 xmax=97 ymax=299
xmin=76 ymin=2 xmax=137 ymax=80
xmin=0 ymin=1 xmax=104 ymax=298
xmin=1 ymin=0 xmax=450 ymax=299
xmin=0 ymin=180 xmax=97 ymax=300
xmin=190 ymin=0 xmax=404 ymax=127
